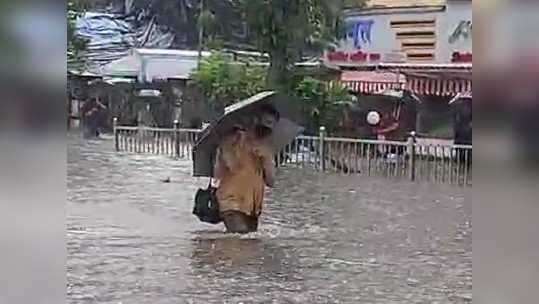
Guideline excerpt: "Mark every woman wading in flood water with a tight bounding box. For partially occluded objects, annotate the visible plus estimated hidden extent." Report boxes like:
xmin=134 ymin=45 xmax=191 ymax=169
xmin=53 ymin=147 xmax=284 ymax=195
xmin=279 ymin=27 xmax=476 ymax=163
xmin=214 ymin=105 xmax=278 ymax=233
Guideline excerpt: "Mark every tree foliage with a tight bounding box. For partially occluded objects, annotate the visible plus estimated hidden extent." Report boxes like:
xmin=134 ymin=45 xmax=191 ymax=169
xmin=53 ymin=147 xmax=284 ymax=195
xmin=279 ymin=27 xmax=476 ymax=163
xmin=293 ymin=76 xmax=354 ymax=134
xmin=75 ymin=0 xmax=367 ymax=56
xmin=239 ymin=0 xmax=342 ymax=90
xmin=190 ymin=52 xmax=354 ymax=133
xmin=342 ymin=0 xmax=368 ymax=9
xmin=190 ymin=51 xmax=266 ymax=114
xmin=127 ymin=0 xmax=248 ymax=49
xmin=68 ymin=0 xmax=89 ymax=69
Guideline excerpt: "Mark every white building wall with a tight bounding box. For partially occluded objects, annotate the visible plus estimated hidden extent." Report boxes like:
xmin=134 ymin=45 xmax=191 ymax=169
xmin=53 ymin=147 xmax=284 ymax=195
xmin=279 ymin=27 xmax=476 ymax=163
xmin=339 ymin=10 xmax=443 ymax=60
xmin=439 ymin=1 xmax=472 ymax=62
xmin=331 ymin=1 xmax=471 ymax=65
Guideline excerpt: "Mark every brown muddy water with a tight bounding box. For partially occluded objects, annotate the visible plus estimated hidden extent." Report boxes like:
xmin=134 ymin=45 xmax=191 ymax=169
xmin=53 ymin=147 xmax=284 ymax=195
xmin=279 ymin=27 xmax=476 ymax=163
xmin=67 ymin=134 xmax=471 ymax=304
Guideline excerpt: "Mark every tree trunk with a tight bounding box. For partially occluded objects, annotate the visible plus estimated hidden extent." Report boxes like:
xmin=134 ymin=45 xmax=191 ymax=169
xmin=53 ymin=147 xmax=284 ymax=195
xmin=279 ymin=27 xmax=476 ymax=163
xmin=267 ymin=48 xmax=291 ymax=91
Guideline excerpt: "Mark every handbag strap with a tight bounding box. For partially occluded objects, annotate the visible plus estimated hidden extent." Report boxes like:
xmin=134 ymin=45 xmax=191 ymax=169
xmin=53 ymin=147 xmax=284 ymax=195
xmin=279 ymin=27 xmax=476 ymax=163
xmin=208 ymin=150 xmax=215 ymax=189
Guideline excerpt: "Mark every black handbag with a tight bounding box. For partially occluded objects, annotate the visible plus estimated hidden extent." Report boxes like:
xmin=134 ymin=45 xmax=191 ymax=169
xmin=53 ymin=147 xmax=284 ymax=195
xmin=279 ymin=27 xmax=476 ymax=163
xmin=193 ymin=178 xmax=222 ymax=224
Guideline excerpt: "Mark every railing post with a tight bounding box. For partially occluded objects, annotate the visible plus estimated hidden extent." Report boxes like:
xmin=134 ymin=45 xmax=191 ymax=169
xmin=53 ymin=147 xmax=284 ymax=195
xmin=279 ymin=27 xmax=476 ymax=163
xmin=174 ymin=120 xmax=180 ymax=158
xmin=113 ymin=117 xmax=119 ymax=151
xmin=408 ymin=131 xmax=417 ymax=181
xmin=319 ymin=126 xmax=326 ymax=171
xmin=136 ymin=116 xmax=142 ymax=153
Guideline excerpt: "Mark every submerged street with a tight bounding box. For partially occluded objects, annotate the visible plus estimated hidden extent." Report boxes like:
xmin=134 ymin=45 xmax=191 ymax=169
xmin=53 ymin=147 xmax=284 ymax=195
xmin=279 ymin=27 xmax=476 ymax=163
xmin=68 ymin=134 xmax=471 ymax=303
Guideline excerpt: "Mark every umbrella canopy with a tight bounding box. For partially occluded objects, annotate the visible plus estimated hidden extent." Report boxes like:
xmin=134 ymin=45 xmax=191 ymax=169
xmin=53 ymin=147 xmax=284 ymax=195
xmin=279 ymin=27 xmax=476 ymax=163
xmin=192 ymin=91 xmax=304 ymax=177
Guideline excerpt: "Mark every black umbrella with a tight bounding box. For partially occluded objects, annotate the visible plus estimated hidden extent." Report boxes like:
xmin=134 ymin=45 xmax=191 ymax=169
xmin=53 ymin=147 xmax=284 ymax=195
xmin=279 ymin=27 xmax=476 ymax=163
xmin=192 ymin=91 xmax=304 ymax=177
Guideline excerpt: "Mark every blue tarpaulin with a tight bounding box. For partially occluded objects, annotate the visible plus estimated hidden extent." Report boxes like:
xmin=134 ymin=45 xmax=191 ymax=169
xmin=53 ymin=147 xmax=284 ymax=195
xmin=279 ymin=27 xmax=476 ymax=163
xmin=76 ymin=12 xmax=175 ymax=71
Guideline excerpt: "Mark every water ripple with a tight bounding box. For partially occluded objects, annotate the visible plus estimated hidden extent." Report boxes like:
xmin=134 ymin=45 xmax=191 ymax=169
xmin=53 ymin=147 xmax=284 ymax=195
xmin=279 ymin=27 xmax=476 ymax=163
xmin=68 ymin=134 xmax=471 ymax=303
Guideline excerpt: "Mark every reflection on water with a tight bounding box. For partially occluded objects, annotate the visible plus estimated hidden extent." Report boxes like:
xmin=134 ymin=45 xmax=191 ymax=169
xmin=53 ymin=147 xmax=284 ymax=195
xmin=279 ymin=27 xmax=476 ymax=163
xmin=68 ymin=134 xmax=471 ymax=303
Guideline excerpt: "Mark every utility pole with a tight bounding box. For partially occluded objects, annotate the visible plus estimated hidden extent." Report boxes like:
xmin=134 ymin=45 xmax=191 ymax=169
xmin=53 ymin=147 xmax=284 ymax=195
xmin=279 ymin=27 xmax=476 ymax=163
xmin=197 ymin=0 xmax=204 ymax=70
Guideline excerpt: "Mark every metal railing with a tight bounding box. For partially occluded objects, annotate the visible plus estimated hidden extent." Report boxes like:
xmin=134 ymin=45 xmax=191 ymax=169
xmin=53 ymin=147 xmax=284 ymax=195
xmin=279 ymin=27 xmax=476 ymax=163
xmin=113 ymin=118 xmax=200 ymax=158
xmin=113 ymin=119 xmax=472 ymax=186
xmin=273 ymin=128 xmax=472 ymax=186
xmin=276 ymin=129 xmax=471 ymax=186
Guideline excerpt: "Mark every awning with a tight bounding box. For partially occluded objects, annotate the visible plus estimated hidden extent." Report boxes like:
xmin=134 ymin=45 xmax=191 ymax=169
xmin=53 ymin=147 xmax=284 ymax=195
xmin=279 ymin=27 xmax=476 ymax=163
xmin=337 ymin=62 xmax=472 ymax=72
xmin=340 ymin=81 xmax=405 ymax=94
xmin=335 ymin=63 xmax=472 ymax=96
xmin=335 ymin=71 xmax=405 ymax=94
xmin=406 ymin=76 xmax=472 ymax=96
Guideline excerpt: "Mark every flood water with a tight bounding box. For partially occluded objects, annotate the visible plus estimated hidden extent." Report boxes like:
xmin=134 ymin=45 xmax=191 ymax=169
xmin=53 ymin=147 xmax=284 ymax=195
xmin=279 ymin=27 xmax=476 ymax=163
xmin=67 ymin=134 xmax=471 ymax=304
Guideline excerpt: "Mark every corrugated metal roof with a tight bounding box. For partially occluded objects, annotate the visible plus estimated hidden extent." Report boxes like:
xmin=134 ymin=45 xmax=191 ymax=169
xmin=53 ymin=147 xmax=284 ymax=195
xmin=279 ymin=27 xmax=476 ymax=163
xmin=100 ymin=53 xmax=140 ymax=77
xmin=144 ymin=59 xmax=199 ymax=81
xmin=135 ymin=48 xmax=211 ymax=58
xmin=99 ymin=50 xmax=202 ymax=80
xmin=366 ymin=0 xmax=446 ymax=8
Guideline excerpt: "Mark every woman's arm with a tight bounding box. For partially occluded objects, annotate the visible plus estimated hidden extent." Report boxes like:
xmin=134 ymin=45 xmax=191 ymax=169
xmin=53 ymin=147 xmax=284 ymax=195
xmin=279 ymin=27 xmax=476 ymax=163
xmin=256 ymin=144 xmax=275 ymax=187
xmin=375 ymin=121 xmax=399 ymax=134
xmin=262 ymin=155 xmax=275 ymax=187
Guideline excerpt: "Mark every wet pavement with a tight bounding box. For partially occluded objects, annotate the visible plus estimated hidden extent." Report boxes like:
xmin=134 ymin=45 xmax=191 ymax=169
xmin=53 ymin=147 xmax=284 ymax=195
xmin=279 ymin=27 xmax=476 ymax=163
xmin=67 ymin=134 xmax=471 ymax=304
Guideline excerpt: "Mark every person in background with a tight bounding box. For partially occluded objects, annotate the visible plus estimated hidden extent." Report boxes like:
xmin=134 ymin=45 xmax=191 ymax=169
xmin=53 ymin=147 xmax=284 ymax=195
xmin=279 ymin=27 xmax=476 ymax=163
xmin=373 ymin=112 xmax=404 ymax=156
xmin=214 ymin=105 xmax=278 ymax=233
xmin=374 ymin=112 xmax=400 ymax=140
xmin=81 ymin=97 xmax=107 ymax=138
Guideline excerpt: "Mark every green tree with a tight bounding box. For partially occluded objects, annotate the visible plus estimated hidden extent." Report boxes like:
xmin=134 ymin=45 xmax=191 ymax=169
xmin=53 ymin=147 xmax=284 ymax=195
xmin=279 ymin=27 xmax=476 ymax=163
xmin=342 ymin=0 xmax=368 ymax=9
xmin=293 ymin=76 xmax=353 ymax=134
xmin=129 ymin=0 xmax=248 ymax=49
xmin=239 ymin=0 xmax=342 ymax=90
xmin=190 ymin=51 xmax=266 ymax=115
xmin=67 ymin=0 xmax=89 ymax=69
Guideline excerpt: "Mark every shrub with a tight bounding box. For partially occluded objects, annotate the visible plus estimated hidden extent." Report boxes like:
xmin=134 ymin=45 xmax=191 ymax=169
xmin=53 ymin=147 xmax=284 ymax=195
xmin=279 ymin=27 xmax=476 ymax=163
xmin=190 ymin=51 xmax=266 ymax=115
